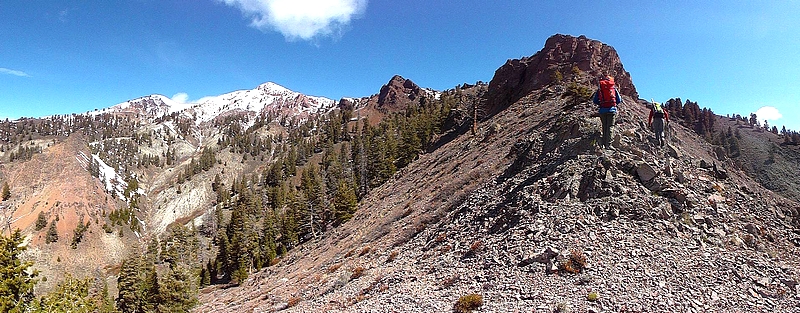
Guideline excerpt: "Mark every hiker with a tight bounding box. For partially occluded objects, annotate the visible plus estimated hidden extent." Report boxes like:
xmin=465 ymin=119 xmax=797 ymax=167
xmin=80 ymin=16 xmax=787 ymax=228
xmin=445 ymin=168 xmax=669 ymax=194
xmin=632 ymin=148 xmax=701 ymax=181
xmin=648 ymin=100 xmax=669 ymax=147
xmin=592 ymin=75 xmax=622 ymax=149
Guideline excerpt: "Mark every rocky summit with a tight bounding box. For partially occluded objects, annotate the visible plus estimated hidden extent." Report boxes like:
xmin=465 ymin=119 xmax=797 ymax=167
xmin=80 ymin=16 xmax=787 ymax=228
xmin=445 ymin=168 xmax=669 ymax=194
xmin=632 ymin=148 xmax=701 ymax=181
xmin=194 ymin=34 xmax=800 ymax=312
xmin=1 ymin=34 xmax=799 ymax=313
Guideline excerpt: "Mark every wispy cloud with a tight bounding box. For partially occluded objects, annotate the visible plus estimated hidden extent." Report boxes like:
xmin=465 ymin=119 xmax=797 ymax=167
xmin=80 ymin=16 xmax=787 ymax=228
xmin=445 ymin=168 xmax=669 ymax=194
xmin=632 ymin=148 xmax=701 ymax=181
xmin=220 ymin=0 xmax=368 ymax=41
xmin=755 ymin=106 xmax=782 ymax=121
xmin=171 ymin=93 xmax=214 ymax=105
xmin=171 ymin=93 xmax=190 ymax=104
xmin=0 ymin=68 xmax=31 ymax=77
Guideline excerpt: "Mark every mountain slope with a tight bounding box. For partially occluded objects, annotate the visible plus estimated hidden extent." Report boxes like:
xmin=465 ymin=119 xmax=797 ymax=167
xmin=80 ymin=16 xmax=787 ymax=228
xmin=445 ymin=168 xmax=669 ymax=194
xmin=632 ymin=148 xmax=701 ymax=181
xmin=195 ymin=34 xmax=800 ymax=313
xmin=0 ymin=81 xmax=340 ymax=293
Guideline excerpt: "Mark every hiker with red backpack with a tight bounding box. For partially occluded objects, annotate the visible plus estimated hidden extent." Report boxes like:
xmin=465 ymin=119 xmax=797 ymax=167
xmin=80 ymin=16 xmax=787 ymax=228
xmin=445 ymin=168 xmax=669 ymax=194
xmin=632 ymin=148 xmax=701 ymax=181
xmin=648 ymin=100 xmax=670 ymax=147
xmin=592 ymin=75 xmax=622 ymax=149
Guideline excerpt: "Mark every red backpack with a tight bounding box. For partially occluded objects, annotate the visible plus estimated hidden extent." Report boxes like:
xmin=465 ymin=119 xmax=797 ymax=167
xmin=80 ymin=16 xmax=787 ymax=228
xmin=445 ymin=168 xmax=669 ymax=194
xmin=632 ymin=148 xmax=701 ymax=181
xmin=598 ymin=79 xmax=617 ymax=108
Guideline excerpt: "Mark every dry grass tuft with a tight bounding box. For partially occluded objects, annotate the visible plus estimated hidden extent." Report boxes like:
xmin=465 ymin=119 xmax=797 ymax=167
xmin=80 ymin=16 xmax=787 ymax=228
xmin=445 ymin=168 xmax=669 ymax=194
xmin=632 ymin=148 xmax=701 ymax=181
xmin=454 ymin=293 xmax=483 ymax=313
xmin=351 ymin=266 xmax=365 ymax=280
xmin=469 ymin=240 xmax=483 ymax=252
xmin=563 ymin=249 xmax=587 ymax=274
xmin=287 ymin=296 xmax=301 ymax=307
xmin=386 ymin=251 xmax=398 ymax=263
xmin=344 ymin=248 xmax=357 ymax=258
xmin=327 ymin=263 xmax=342 ymax=273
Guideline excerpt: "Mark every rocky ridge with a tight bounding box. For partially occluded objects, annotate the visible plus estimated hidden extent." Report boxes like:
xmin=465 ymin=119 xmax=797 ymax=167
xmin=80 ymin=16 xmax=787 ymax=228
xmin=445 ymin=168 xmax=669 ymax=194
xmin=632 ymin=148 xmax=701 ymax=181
xmin=195 ymin=34 xmax=800 ymax=313
xmin=485 ymin=34 xmax=637 ymax=118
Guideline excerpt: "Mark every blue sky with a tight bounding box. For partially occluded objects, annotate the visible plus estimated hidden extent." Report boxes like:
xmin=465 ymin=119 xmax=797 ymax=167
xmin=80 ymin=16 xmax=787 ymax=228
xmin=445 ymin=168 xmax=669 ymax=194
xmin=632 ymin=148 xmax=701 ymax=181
xmin=1 ymin=0 xmax=799 ymax=131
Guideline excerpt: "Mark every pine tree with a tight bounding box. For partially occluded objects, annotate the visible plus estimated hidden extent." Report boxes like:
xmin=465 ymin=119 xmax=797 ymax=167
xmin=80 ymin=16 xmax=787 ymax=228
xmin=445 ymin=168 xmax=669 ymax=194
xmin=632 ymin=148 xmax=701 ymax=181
xmin=158 ymin=266 xmax=198 ymax=312
xmin=34 ymin=212 xmax=47 ymax=231
xmin=33 ymin=275 xmax=97 ymax=313
xmin=46 ymin=220 xmax=59 ymax=244
xmin=299 ymin=165 xmax=326 ymax=240
xmin=70 ymin=217 xmax=89 ymax=249
xmin=0 ymin=230 xmax=38 ymax=312
xmin=116 ymin=255 xmax=142 ymax=313
xmin=333 ymin=181 xmax=358 ymax=225
xmin=261 ymin=209 xmax=278 ymax=264
xmin=141 ymin=264 xmax=159 ymax=313
xmin=1 ymin=181 xmax=9 ymax=201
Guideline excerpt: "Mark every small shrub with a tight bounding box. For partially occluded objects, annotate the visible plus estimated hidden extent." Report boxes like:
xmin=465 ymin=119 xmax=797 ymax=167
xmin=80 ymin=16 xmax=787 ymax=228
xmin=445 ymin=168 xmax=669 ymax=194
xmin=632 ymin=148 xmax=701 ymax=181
xmin=351 ymin=266 xmax=365 ymax=280
xmin=435 ymin=233 xmax=447 ymax=243
xmin=327 ymin=264 xmax=342 ymax=273
xmin=587 ymin=291 xmax=599 ymax=302
xmin=287 ymin=296 xmax=301 ymax=307
xmin=454 ymin=294 xmax=483 ymax=313
xmin=469 ymin=240 xmax=483 ymax=253
xmin=354 ymin=294 xmax=366 ymax=303
xmin=344 ymin=248 xmax=357 ymax=258
xmin=387 ymin=251 xmax=398 ymax=263
xmin=565 ymin=82 xmax=592 ymax=105
xmin=563 ymin=249 xmax=587 ymax=274
xmin=571 ymin=65 xmax=581 ymax=76
xmin=551 ymin=70 xmax=563 ymax=84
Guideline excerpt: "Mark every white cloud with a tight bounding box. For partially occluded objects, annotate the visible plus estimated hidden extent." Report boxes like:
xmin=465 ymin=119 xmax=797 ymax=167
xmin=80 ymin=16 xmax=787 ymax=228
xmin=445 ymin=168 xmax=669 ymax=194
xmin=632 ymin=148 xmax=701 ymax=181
xmin=220 ymin=0 xmax=368 ymax=41
xmin=755 ymin=106 xmax=782 ymax=121
xmin=0 ymin=68 xmax=31 ymax=77
xmin=171 ymin=93 xmax=190 ymax=104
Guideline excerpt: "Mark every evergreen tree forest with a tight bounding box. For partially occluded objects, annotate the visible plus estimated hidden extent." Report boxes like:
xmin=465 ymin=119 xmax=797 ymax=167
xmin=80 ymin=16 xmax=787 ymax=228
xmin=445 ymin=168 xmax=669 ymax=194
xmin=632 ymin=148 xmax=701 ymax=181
xmin=207 ymin=91 xmax=457 ymax=285
xmin=0 ymin=85 xmax=464 ymax=312
xmin=663 ymin=97 xmax=800 ymax=172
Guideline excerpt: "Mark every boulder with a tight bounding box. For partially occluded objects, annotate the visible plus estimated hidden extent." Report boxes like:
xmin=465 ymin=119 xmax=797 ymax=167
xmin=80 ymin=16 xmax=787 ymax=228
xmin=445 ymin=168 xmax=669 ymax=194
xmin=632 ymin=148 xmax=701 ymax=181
xmin=518 ymin=246 xmax=559 ymax=267
xmin=636 ymin=162 xmax=658 ymax=182
xmin=713 ymin=163 xmax=729 ymax=180
xmin=666 ymin=144 xmax=682 ymax=159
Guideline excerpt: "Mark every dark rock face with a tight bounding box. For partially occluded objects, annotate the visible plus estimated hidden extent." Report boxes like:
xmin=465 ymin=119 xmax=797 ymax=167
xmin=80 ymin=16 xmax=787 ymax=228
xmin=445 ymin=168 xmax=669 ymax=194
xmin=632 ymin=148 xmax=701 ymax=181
xmin=484 ymin=34 xmax=639 ymax=117
xmin=376 ymin=75 xmax=423 ymax=112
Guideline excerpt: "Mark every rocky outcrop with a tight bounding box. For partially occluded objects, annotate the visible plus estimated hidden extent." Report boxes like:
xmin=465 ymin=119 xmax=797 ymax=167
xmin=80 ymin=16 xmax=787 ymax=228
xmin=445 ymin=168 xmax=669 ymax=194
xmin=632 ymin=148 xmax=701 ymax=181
xmin=376 ymin=75 xmax=425 ymax=113
xmin=484 ymin=34 xmax=638 ymax=117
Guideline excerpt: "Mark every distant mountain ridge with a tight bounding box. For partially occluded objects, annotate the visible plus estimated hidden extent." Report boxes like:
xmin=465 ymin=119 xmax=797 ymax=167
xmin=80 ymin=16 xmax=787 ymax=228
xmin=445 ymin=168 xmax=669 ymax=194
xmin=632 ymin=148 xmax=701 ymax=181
xmin=95 ymin=81 xmax=336 ymax=124
xmin=0 ymin=34 xmax=799 ymax=312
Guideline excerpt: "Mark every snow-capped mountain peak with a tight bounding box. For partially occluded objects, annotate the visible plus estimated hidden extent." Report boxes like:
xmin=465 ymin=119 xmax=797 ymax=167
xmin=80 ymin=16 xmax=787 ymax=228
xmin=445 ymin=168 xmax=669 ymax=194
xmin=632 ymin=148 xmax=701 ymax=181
xmin=97 ymin=82 xmax=336 ymax=125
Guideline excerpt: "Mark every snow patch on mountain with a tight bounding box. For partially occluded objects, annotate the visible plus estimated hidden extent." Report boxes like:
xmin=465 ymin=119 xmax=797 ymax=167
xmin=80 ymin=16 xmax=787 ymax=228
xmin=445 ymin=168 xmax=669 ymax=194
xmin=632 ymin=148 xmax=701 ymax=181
xmin=94 ymin=154 xmax=129 ymax=200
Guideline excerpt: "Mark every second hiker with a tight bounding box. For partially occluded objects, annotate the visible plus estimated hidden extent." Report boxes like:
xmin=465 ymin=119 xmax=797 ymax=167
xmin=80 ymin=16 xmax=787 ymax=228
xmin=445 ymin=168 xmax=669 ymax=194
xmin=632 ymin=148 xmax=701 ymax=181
xmin=648 ymin=100 xmax=669 ymax=147
xmin=592 ymin=75 xmax=622 ymax=149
